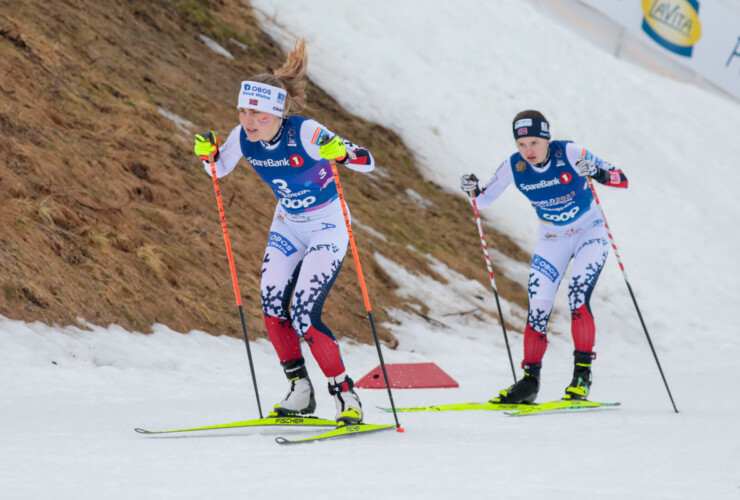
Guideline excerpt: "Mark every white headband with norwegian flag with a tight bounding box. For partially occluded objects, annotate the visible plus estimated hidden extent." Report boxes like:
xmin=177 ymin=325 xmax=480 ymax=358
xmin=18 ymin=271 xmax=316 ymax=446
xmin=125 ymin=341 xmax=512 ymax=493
xmin=237 ymin=81 xmax=286 ymax=116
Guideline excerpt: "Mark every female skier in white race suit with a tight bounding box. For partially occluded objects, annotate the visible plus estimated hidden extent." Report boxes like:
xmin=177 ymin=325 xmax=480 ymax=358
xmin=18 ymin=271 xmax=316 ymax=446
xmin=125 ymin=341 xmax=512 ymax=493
xmin=461 ymin=110 xmax=628 ymax=404
xmin=194 ymin=39 xmax=374 ymax=424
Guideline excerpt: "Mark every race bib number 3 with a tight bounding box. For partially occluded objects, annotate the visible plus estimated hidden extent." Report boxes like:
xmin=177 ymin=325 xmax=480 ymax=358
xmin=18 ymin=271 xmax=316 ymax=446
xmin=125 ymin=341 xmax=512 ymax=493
xmin=272 ymin=178 xmax=318 ymax=210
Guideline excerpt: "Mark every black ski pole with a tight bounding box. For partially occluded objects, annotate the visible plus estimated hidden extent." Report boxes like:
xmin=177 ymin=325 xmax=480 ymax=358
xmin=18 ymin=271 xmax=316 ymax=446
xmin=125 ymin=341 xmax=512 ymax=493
xmin=588 ymin=178 xmax=678 ymax=413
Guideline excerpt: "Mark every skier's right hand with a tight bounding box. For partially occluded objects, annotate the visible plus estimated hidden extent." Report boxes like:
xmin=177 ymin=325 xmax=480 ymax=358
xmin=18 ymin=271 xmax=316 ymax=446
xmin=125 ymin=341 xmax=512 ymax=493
xmin=194 ymin=131 xmax=221 ymax=161
xmin=460 ymin=173 xmax=479 ymax=195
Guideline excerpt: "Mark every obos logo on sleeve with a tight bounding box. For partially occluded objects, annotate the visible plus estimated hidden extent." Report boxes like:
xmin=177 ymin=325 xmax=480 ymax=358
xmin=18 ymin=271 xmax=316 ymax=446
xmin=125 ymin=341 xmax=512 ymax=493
xmin=641 ymin=0 xmax=702 ymax=57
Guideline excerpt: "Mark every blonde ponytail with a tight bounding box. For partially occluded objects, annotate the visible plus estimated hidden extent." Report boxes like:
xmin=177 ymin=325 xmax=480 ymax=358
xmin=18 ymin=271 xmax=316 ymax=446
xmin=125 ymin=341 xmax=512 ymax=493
xmin=248 ymin=37 xmax=308 ymax=114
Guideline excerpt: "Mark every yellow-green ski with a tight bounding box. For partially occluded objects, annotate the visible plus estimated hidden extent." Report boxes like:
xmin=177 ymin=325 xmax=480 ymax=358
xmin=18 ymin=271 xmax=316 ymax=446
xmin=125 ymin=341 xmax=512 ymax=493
xmin=377 ymin=401 xmax=535 ymax=412
xmin=505 ymin=400 xmax=621 ymax=416
xmin=275 ymin=422 xmax=398 ymax=444
xmin=135 ymin=415 xmax=336 ymax=435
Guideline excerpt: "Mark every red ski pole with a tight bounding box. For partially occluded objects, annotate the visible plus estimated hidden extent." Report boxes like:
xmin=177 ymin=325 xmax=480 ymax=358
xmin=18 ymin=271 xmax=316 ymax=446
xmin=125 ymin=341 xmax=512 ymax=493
xmin=208 ymin=151 xmax=264 ymax=418
xmin=322 ymin=139 xmax=402 ymax=431
xmin=468 ymin=193 xmax=517 ymax=383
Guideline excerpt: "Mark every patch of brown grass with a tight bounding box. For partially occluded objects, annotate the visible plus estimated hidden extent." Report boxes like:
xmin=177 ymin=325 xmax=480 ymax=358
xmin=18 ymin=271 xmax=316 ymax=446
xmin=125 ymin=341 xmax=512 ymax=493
xmin=0 ymin=0 xmax=529 ymax=347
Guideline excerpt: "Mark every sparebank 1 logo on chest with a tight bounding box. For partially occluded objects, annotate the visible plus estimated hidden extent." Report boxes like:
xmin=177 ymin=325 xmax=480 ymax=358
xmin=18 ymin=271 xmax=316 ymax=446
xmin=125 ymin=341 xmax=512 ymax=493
xmin=642 ymin=0 xmax=702 ymax=57
xmin=248 ymin=154 xmax=304 ymax=168
xmin=248 ymin=157 xmax=290 ymax=167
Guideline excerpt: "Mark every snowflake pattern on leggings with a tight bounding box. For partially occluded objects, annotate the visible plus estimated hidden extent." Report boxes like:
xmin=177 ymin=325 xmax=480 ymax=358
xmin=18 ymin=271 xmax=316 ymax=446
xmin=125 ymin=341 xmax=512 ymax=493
xmin=261 ymin=253 xmax=270 ymax=276
xmin=568 ymin=250 xmax=608 ymax=317
xmin=526 ymin=270 xmax=551 ymax=331
xmin=527 ymin=307 xmax=551 ymax=333
xmin=261 ymin=253 xmax=300 ymax=319
xmin=527 ymin=271 xmax=541 ymax=299
xmin=291 ymin=258 xmax=342 ymax=336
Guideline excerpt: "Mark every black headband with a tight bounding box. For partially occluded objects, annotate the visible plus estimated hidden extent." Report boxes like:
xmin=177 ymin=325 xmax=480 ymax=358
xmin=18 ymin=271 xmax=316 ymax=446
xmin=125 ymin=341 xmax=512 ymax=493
xmin=513 ymin=117 xmax=551 ymax=140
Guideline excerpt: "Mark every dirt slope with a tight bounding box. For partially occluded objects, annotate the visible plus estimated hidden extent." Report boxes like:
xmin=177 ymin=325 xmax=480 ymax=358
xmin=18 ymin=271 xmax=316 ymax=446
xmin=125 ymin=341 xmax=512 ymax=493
xmin=0 ymin=0 xmax=529 ymax=346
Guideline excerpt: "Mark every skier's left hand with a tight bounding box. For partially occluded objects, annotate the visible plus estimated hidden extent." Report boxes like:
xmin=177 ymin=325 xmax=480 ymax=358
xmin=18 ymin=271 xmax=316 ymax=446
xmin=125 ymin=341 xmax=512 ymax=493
xmin=318 ymin=136 xmax=348 ymax=162
xmin=575 ymin=157 xmax=598 ymax=177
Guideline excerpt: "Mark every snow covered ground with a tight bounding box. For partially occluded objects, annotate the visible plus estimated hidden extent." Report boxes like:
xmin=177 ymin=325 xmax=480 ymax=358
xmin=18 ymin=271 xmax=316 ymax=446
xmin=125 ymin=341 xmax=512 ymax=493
xmin=2 ymin=1 xmax=739 ymax=498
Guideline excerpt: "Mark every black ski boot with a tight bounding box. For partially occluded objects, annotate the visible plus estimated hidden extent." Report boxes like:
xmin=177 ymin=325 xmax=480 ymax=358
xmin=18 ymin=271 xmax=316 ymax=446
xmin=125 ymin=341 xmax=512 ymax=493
xmin=491 ymin=363 xmax=541 ymax=404
xmin=563 ymin=350 xmax=594 ymax=401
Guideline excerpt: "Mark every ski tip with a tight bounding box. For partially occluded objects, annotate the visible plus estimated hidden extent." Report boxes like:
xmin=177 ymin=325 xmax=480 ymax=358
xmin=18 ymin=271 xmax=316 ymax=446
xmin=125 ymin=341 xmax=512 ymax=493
xmin=274 ymin=436 xmax=289 ymax=444
xmin=134 ymin=428 xmax=152 ymax=434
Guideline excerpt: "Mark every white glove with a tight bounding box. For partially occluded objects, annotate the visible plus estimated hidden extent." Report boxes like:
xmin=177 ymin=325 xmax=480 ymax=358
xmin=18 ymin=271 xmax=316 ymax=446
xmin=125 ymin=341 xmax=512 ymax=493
xmin=460 ymin=173 xmax=479 ymax=193
xmin=575 ymin=157 xmax=598 ymax=177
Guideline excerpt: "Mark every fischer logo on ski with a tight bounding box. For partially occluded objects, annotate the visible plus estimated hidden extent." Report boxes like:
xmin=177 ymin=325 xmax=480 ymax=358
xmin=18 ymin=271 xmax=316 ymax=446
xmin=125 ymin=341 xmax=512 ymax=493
xmin=134 ymin=415 xmax=337 ymax=435
xmin=275 ymin=422 xmax=398 ymax=445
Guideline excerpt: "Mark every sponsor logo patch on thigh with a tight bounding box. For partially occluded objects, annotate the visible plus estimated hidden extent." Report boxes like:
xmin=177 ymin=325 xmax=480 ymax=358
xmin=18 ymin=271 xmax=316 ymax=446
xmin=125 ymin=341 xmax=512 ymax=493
xmin=268 ymin=232 xmax=298 ymax=256
xmin=532 ymin=253 xmax=560 ymax=283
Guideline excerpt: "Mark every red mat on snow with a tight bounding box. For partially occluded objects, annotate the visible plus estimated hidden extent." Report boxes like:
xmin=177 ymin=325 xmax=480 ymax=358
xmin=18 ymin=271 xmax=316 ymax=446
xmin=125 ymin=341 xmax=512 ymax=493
xmin=355 ymin=362 xmax=459 ymax=389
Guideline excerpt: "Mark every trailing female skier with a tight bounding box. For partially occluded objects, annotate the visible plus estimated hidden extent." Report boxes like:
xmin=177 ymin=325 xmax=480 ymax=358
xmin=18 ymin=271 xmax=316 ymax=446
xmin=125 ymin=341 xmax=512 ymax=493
xmin=460 ymin=110 xmax=628 ymax=403
xmin=193 ymin=38 xmax=374 ymax=424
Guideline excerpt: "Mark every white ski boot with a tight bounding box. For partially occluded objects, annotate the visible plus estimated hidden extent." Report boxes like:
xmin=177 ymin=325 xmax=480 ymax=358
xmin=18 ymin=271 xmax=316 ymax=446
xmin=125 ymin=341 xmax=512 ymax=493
xmin=273 ymin=377 xmax=316 ymax=416
xmin=328 ymin=375 xmax=363 ymax=424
